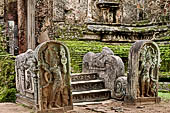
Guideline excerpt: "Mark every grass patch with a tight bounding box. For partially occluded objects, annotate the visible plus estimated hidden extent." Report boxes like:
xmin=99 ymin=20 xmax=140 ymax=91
xmin=158 ymin=92 xmax=170 ymax=101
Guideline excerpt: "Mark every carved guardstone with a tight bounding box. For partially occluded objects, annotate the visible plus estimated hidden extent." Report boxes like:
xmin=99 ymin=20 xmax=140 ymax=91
xmin=124 ymin=40 xmax=161 ymax=104
xmin=15 ymin=41 xmax=73 ymax=113
xmin=15 ymin=49 xmax=36 ymax=105
xmin=82 ymin=47 xmax=127 ymax=100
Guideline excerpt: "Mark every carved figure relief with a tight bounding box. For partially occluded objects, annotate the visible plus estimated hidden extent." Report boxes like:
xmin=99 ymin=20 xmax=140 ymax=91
xmin=139 ymin=45 xmax=158 ymax=97
xmin=86 ymin=0 xmax=119 ymax=23
xmin=125 ymin=40 xmax=161 ymax=104
xmin=24 ymin=50 xmax=37 ymax=93
xmin=15 ymin=41 xmax=72 ymax=112
xmin=15 ymin=49 xmax=36 ymax=97
xmin=34 ymin=41 xmax=72 ymax=112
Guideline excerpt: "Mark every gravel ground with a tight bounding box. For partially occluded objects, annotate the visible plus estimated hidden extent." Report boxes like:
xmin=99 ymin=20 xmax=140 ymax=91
xmin=0 ymin=99 xmax=170 ymax=113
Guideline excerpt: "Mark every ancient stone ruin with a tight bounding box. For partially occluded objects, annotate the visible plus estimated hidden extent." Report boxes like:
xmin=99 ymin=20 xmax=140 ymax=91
xmin=125 ymin=40 xmax=161 ymax=104
xmin=15 ymin=41 xmax=73 ymax=113
xmin=82 ymin=47 xmax=127 ymax=100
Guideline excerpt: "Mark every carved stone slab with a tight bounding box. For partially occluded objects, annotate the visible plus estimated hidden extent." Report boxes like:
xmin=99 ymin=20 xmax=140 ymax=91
xmin=124 ymin=40 xmax=161 ymax=104
xmin=15 ymin=41 xmax=73 ymax=113
xmin=15 ymin=49 xmax=36 ymax=99
xmin=82 ymin=47 xmax=127 ymax=100
xmin=34 ymin=41 xmax=73 ymax=112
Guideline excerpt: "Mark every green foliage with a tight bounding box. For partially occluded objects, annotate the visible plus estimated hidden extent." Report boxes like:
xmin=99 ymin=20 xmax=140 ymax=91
xmin=0 ymin=87 xmax=16 ymax=102
xmin=0 ymin=52 xmax=16 ymax=102
xmin=159 ymin=44 xmax=170 ymax=73
xmin=158 ymin=92 xmax=170 ymax=101
xmin=0 ymin=24 xmax=6 ymax=52
xmin=0 ymin=23 xmax=16 ymax=102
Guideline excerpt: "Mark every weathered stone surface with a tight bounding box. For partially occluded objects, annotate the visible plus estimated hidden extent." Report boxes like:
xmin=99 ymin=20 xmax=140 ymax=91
xmin=86 ymin=24 xmax=168 ymax=41
xmin=35 ymin=41 xmax=72 ymax=111
xmin=71 ymin=73 xmax=99 ymax=82
xmin=17 ymin=0 xmax=27 ymax=53
xmin=35 ymin=0 xmax=53 ymax=44
xmin=125 ymin=40 xmax=161 ymax=104
xmin=15 ymin=49 xmax=36 ymax=98
xmin=0 ymin=0 xmax=4 ymax=18
xmin=72 ymin=89 xmax=111 ymax=103
xmin=82 ymin=47 xmax=127 ymax=100
xmin=71 ymin=79 xmax=105 ymax=92
xmin=86 ymin=0 xmax=119 ymax=23
xmin=15 ymin=41 xmax=73 ymax=113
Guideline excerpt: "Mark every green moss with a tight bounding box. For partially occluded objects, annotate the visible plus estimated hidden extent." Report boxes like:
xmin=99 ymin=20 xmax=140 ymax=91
xmin=61 ymin=41 xmax=131 ymax=73
xmin=56 ymin=24 xmax=87 ymax=40
xmin=61 ymin=41 xmax=170 ymax=77
xmin=132 ymin=28 xmax=147 ymax=32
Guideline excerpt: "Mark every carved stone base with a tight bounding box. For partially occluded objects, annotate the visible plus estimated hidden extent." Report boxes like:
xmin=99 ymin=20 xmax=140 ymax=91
xmin=124 ymin=97 xmax=161 ymax=105
xmin=16 ymin=94 xmax=35 ymax=108
xmin=136 ymin=97 xmax=161 ymax=104
xmin=37 ymin=106 xmax=73 ymax=113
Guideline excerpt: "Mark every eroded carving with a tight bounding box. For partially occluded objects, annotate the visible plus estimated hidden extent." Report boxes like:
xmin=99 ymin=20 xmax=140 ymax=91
xmin=139 ymin=45 xmax=158 ymax=97
xmin=35 ymin=41 xmax=72 ymax=112
xmin=125 ymin=40 xmax=161 ymax=104
xmin=82 ymin=47 xmax=126 ymax=100
xmin=15 ymin=49 xmax=36 ymax=97
xmin=86 ymin=0 xmax=119 ymax=23
xmin=15 ymin=41 xmax=73 ymax=113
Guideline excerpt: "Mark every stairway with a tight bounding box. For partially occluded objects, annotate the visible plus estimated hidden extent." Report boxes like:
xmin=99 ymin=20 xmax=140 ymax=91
xmin=71 ymin=73 xmax=111 ymax=104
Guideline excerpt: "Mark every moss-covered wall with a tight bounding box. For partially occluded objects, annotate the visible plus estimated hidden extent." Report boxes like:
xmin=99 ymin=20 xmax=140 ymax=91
xmin=61 ymin=40 xmax=170 ymax=77
xmin=55 ymin=23 xmax=87 ymax=40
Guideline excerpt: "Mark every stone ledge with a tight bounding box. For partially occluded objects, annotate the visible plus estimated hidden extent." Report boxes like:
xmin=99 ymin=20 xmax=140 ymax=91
xmin=71 ymin=79 xmax=103 ymax=85
xmin=72 ymin=89 xmax=110 ymax=95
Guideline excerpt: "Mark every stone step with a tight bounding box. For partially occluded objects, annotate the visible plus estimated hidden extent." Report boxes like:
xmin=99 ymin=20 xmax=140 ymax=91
xmin=72 ymin=89 xmax=111 ymax=103
xmin=71 ymin=73 xmax=100 ymax=82
xmin=71 ymin=80 xmax=105 ymax=92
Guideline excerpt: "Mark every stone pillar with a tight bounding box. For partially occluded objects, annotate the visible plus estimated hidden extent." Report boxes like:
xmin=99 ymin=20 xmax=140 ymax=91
xmin=27 ymin=0 xmax=36 ymax=50
xmin=17 ymin=0 xmax=27 ymax=53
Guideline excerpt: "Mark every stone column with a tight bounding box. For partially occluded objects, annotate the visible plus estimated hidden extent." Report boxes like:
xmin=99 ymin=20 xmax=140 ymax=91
xmin=17 ymin=0 xmax=27 ymax=53
xmin=27 ymin=0 xmax=36 ymax=50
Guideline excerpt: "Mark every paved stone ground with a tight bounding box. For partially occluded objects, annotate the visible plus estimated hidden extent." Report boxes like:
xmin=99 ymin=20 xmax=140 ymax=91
xmin=0 ymin=100 xmax=170 ymax=113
